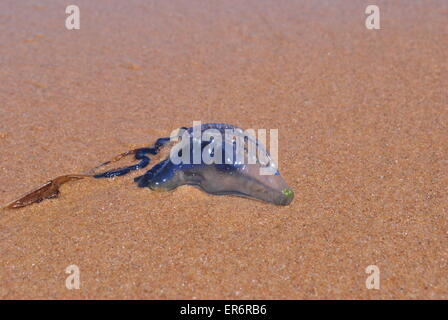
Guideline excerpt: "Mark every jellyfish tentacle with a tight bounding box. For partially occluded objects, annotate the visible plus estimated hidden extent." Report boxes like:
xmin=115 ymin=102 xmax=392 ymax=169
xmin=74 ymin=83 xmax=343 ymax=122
xmin=92 ymin=147 xmax=150 ymax=178
xmin=93 ymin=137 xmax=171 ymax=179
xmin=3 ymin=135 xmax=176 ymax=209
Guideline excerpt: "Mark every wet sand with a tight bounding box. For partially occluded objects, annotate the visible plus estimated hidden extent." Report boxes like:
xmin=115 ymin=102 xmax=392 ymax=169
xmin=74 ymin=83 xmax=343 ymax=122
xmin=0 ymin=0 xmax=447 ymax=299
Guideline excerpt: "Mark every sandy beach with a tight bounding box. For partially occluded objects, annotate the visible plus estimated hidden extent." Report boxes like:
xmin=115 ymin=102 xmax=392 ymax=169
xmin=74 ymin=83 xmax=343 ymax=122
xmin=0 ymin=0 xmax=447 ymax=299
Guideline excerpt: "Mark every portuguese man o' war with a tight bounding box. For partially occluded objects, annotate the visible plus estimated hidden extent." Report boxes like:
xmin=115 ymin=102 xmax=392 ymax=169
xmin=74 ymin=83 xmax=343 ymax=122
xmin=4 ymin=123 xmax=294 ymax=209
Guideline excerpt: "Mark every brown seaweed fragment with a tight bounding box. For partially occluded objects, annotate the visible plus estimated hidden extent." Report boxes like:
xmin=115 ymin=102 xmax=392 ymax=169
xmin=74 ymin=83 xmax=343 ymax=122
xmin=4 ymin=175 xmax=87 ymax=209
